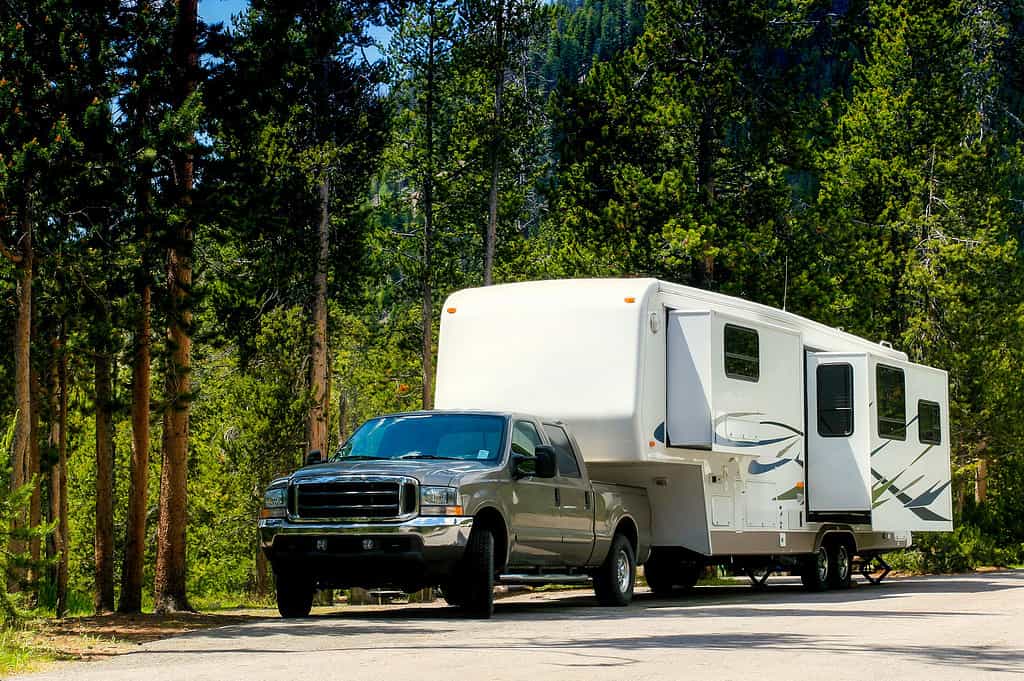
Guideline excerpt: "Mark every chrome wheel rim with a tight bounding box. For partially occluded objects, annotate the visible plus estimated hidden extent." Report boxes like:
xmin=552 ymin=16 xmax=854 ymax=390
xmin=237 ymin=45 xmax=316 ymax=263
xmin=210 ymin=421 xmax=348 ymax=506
xmin=615 ymin=550 xmax=630 ymax=593
xmin=816 ymin=547 xmax=828 ymax=583
xmin=837 ymin=546 xmax=850 ymax=581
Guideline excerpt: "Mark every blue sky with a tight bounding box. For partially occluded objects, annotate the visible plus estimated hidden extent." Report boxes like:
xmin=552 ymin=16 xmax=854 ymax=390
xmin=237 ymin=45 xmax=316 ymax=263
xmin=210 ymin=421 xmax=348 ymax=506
xmin=198 ymin=0 xmax=388 ymax=61
xmin=199 ymin=0 xmax=249 ymax=27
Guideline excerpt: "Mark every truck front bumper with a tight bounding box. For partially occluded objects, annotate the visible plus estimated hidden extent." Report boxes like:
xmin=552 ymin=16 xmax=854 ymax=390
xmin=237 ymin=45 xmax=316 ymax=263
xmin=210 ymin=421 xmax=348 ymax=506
xmin=258 ymin=515 xmax=474 ymax=589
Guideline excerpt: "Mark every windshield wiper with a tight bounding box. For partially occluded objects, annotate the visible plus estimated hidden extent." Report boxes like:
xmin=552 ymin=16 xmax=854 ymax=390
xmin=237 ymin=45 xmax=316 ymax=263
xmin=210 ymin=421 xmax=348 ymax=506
xmin=398 ymin=454 xmax=461 ymax=460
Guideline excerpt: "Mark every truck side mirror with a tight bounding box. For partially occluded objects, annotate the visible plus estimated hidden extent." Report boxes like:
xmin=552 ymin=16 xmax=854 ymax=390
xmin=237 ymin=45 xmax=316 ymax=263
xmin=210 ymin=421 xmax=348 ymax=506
xmin=305 ymin=449 xmax=323 ymax=466
xmin=534 ymin=445 xmax=557 ymax=479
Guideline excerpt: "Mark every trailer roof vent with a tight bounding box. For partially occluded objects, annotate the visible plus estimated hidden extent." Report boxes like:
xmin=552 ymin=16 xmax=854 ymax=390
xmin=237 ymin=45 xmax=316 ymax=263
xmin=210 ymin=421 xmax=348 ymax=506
xmin=879 ymin=340 xmax=893 ymax=349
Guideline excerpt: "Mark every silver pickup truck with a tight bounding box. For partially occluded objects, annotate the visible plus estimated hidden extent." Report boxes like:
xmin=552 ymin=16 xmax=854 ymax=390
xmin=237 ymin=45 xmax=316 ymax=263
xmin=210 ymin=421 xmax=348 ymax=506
xmin=258 ymin=410 xmax=651 ymax=618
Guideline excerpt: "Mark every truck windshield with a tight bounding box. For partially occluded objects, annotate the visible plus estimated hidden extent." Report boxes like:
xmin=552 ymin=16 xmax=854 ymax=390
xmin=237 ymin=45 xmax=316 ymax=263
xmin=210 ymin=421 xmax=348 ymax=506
xmin=334 ymin=414 xmax=507 ymax=462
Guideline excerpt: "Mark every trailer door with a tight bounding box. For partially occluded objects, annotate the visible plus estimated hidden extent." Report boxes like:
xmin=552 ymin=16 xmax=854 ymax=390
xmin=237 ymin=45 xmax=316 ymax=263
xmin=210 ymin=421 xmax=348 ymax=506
xmin=806 ymin=352 xmax=871 ymax=513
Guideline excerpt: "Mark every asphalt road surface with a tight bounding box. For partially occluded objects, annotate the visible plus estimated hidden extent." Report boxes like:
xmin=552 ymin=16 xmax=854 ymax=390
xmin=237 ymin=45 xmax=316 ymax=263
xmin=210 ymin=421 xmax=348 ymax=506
xmin=17 ymin=571 xmax=1024 ymax=681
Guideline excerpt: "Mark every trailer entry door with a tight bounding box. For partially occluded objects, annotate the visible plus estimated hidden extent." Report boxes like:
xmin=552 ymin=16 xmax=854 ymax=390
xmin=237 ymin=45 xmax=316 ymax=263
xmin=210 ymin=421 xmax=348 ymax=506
xmin=806 ymin=352 xmax=871 ymax=513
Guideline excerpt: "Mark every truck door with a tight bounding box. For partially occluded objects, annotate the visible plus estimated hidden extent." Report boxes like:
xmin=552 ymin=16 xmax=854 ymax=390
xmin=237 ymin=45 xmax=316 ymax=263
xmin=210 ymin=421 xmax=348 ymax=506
xmin=543 ymin=423 xmax=594 ymax=567
xmin=805 ymin=352 xmax=872 ymax=514
xmin=507 ymin=419 xmax=563 ymax=567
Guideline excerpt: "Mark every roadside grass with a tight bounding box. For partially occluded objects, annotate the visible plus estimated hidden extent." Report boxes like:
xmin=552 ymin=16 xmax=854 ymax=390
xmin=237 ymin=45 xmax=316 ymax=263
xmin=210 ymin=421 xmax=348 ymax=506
xmin=0 ymin=625 xmax=60 ymax=677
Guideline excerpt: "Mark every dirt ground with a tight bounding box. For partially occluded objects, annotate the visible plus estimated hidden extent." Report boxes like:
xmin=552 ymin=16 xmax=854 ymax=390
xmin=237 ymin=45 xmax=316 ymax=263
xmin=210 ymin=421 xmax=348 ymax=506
xmin=26 ymin=611 xmax=269 ymax=663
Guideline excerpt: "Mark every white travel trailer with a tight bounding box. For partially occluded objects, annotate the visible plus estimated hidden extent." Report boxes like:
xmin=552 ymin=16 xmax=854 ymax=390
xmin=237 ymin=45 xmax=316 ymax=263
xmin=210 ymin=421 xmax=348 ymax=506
xmin=435 ymin=278 xmax=952 ymax=590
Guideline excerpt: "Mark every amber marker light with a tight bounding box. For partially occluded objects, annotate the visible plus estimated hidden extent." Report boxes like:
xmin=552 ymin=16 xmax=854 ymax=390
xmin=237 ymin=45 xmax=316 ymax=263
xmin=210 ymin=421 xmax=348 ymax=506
xmin=446 ymin=307 xmax=457 ymax=313
xmin=795 ymin=481 xmax=805 ymax=489
xmin=624 ymin=297 xmax=636 ymax=303
xmin=649 ymin=440 xmax=656 ymax=448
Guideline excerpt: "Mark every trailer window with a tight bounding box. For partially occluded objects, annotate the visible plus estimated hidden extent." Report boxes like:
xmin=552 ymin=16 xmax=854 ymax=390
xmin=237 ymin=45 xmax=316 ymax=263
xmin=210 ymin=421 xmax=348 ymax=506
xmin=724 ymin=324 xmax=759 ymax=382
xmin=543 ymin=424 xmax=581 ymax=478
xmin=817 ymin=363 xmax=854 ymax=437
xmin=876 ymin=365 xmax=906 ymax=440
xmin=918 ymin=400 xmax=942 ymax=445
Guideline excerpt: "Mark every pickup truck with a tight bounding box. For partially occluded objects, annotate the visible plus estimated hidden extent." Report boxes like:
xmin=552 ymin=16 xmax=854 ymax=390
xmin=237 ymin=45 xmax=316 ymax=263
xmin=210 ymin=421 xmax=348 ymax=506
xmin=258 ymin=410 xmax=651 ymax=618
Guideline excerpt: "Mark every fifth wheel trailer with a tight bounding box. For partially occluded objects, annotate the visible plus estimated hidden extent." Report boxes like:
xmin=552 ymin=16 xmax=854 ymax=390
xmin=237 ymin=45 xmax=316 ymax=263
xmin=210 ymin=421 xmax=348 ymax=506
xmin=434 ymin=278 xmax=952 ymax=590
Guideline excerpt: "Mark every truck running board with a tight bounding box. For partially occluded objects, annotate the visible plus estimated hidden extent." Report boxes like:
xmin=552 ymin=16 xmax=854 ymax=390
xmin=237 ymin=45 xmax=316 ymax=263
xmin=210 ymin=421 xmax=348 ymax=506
xmin=498 ymin=573 xmax=593 ymax=585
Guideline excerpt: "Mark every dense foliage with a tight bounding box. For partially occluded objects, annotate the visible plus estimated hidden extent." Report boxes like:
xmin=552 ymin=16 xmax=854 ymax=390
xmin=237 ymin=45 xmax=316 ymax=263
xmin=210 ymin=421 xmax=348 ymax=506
xmin=1 ymin=0 xmax=1022 ymax=614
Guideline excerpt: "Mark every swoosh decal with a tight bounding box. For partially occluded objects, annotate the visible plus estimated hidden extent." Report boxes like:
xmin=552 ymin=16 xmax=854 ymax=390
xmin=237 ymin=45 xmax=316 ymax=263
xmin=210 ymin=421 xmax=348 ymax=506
xmin=760 ymin=421 xmax=804 ymax=436
xmin=748 ymin=459 xmax=792 ymax=475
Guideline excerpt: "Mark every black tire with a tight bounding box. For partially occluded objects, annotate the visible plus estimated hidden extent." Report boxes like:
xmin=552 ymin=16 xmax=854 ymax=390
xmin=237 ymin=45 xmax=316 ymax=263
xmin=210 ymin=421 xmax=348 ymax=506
xmin=594 ymin=533 xmax=636 ymax=606
xmin=642 ymin=552 xmax=677 ymax=596
xmin=828 ymin=542 xmax=853 ymax=590
xmin=460 ymin=528 xmax=495 ymax=618
xmin=800 ymin=545 xmax=830 ymax=592
xmin=276 ymin=571 xmax=315 ymax=618
xmin=441 ymin=580 xmax=466 ymax=607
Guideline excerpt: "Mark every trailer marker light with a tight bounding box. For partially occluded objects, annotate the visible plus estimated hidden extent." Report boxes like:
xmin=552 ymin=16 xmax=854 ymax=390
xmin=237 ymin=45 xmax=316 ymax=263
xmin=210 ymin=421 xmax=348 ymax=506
xmin=624 ymin=297 xmax=636 ymax=303
xmin=447 ymin=307 xmax=457 ymax=314
xmin=795 ymin=481 xmax=805 ymax=489
xmin=649 ymin=440 xmax=656 ymax=448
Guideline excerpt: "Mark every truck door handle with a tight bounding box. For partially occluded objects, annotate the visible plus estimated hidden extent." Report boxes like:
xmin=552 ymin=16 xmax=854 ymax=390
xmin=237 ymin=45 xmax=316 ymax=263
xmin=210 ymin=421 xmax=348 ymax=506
xmin=584 ymin=491 xmax=591 ymax=510
xmin=554 ymin=488 xmax=561 ymax=507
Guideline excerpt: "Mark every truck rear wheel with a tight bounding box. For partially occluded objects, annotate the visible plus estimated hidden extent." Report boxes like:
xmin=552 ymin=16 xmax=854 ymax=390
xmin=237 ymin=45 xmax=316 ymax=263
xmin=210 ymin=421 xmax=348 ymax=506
xmin=275 ymin=571 xmax=315 ymax=618
xmin=800 ymin=546 xmax=830 ymax=592
xmin=460 ymin=527 xmax=495 ymax=618
xmin=594 ymin=533 xmax=636 ymax=606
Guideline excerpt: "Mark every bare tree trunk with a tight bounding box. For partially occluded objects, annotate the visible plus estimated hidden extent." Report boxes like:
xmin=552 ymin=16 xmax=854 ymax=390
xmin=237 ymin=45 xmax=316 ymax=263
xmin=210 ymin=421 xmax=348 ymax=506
xmin=28 ymin=363 xmax=42 ymax=587
xmin=421 ymin=0 xmax=437 ymax=410
xmin=50 ymin=329 xmax=69 ymax=617
xmin=120 ymin=168 xmax=153 ymax=614
xmin=483 ymin=0 xmax=506 ymax=287
xmin=94 ymin=342 xmax=116 ymax=613
xmin=8 ymin=187 xmax=33 ymax=591
xmin=154 ymin=0 xmax=197 ymax=614
xmin=307 ymin=177 xmax=330 ymax=456
xmin=975 ymin=457 xmax=988 ymax=504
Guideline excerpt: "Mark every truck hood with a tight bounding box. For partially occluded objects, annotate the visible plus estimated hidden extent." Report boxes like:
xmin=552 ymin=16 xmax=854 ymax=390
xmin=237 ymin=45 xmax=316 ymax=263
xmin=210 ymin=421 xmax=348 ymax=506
xmin=289 ymin=459 xmax=494 ymax=487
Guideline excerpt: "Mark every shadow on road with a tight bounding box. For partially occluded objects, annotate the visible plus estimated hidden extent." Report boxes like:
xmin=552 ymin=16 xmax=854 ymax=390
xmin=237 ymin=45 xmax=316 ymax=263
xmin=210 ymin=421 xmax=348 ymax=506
xmin=133 ymin=572 xmax=1023 ymax=676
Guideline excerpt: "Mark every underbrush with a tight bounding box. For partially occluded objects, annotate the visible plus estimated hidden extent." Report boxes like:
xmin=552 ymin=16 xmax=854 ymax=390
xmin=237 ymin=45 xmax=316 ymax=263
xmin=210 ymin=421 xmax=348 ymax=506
xmin=0 ymin=626 xmax=55 ymax=676
xmin=886 ymin=525 xmax=1024 ymax=574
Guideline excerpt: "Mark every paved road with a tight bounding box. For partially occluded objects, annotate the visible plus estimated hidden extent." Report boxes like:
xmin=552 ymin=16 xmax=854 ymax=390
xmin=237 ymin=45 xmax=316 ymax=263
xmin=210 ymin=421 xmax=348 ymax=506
xmin=17 ymin=571 xmax=1024 ymax=681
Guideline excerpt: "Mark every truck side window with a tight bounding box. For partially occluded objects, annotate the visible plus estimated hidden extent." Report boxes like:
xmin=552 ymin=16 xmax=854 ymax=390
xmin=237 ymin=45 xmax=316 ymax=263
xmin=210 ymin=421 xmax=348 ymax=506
xmin=511 ymin=420 xmax=542 ymax=457
xmin=876 ymin=364 xmax=906 ymax=440
xmin=543 ymin=424 xmax=582 ymax=478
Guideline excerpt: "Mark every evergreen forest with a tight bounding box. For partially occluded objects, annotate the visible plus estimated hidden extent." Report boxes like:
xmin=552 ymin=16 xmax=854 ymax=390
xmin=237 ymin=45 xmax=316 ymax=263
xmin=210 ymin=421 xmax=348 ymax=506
xmin=1 ymin=0 xmax=1023 ymax=618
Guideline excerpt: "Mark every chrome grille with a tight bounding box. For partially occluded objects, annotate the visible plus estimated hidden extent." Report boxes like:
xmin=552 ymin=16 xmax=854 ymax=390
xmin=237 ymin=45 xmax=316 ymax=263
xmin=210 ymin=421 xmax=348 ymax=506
xmin=292 ymin=477 xmax=416 ymax=521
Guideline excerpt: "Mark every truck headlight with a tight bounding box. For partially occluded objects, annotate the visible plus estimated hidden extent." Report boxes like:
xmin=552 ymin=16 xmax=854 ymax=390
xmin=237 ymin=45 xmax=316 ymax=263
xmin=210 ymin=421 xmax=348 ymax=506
xmin=264 ymin=487 xmax=288 ymax=508
xmin=260 ymin=486 xmax=288 ymax=519
xmin=420 ymin=486 xmax=462 ymax=516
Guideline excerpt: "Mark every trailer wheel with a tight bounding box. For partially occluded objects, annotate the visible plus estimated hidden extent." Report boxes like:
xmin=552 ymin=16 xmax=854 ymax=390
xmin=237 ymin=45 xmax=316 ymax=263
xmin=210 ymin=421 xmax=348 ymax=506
xmin=275 ymin=570 xmax=315 ymax=618
xmin=594 ymin=533 xmax=636 ymax=606
xmin=642 ymin=550 xmax=676 ymax=596
xmin=460 ymin=527 xmax=495 ymax=618
xmin=800 ymin=546 xmax=830 ymax=592
xmin=828 ymin=542 xmax=853 ymax=590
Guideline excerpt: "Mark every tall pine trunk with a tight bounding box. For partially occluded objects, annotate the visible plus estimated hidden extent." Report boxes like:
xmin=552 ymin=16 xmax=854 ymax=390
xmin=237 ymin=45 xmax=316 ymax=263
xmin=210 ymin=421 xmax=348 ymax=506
xmin=94 ymin=339 xmax=116 ymax=613
xmin=307 ymin=177 xmax=330 ymax=456
xmin=483 ymin=0 xmax=506 ymax=287
xmin=120 ymin=162 xmax=154 ymax=614
xmin=8 ymin=188 xmax=34 ymax=590
xmin=421 ymin=0 xmax=437 ymax=410
xmin=28 ymin=362 xmax=41 ymax=587
xmin=154 ymin=0 xmax=197 ymax=614
xmin=50 ymin=330 xmax=69 ymax=617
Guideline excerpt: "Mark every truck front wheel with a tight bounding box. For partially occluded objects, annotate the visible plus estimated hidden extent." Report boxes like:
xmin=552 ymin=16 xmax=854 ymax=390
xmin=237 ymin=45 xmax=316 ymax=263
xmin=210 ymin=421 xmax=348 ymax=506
xmin=594 ymin=533 xmax=636 ymax=606
xmin=460 ymin=527 xmax=495 ymax=618
xmin=275 ymin=570 xmax=315 ymax=618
